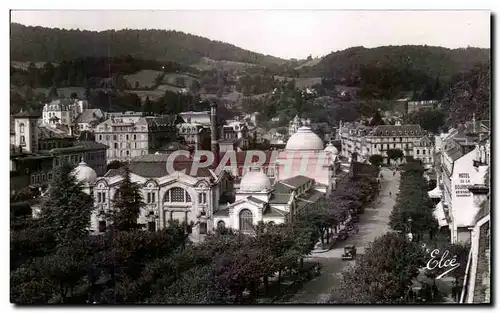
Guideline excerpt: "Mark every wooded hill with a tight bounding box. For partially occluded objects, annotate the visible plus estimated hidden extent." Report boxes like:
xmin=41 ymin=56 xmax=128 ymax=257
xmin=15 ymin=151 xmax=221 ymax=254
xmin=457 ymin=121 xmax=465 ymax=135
xmin=301 ymin=45 xmax=490 ymax=80
xmin=10 ymin=23 xmax=286 ymax=67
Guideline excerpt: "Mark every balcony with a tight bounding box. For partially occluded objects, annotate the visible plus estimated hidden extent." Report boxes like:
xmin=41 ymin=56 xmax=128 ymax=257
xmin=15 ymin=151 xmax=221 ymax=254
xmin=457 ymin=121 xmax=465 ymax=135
xmin=473 ymin=160 xmax=487 ymax=168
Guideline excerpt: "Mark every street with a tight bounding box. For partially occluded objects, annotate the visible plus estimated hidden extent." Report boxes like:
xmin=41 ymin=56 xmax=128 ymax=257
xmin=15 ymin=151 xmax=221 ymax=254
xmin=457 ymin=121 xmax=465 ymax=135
xmin=281 ymin=167 xmax=401 ymax=303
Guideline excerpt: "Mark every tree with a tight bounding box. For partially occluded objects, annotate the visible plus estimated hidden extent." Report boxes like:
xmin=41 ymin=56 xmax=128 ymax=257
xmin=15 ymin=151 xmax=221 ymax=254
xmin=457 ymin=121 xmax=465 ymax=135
xmin=38 ymin=164 xmax=93 ymax=246
xmin=48 ymin=85 xmax=59 ymax=100
xmin=108 ymin=166 xmax=145 ymax=231
xmin=330 ymin=232 xmax=425 ymax=303
xmin=368 ymin=154 xmax=384 ymax=167
xmin=407 ymin=110 xmax=445 ymax=134
xmin=369 ymin=110 xmax=385 ymax=126
xmin=386 ymin=148 xmax=404 ymax=164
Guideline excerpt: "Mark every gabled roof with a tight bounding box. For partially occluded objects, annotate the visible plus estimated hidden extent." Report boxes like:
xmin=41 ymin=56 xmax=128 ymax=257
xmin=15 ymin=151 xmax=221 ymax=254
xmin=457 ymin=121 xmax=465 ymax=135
xmin=75 ymin=109 xmax=104 ymax=124
xmin=48 ymin=141 xmax=108 ymax=154
xmin=263 ymin=206 xmax=286 ymax=217
xmin=105 ymin=157 xmax=214 ymax=178
xmin=38 ymin=125 xmax=72 ymax=140
xmin=247 ymin=196 xmax=267 ymax=205
xmin=280 ymin=175 xmax=313 ymax=189
xmin=157 ymin=141 xmax=193 ymax=152
xmin=13 ymin=110 xmax=41 ymax=119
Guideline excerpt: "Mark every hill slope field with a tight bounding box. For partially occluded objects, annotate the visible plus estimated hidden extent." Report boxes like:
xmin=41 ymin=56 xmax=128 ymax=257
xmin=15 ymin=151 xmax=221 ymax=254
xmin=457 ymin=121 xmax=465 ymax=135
xmin=10 ymin=23 xmax=286 ymax=67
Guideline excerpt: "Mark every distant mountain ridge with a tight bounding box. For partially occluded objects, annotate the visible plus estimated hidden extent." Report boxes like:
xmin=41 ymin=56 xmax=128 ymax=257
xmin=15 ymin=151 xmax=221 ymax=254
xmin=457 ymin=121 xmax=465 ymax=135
xmin=304 ymin=45 xmax=490 ymax=79
xmin=10 ymin=23 xmax=287 ymax=67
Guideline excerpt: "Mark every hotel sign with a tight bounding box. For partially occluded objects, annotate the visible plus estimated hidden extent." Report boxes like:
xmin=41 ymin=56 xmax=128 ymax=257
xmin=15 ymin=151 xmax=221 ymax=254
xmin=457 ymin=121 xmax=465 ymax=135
xmin=454 ymin=173 xmax=471 ymax=198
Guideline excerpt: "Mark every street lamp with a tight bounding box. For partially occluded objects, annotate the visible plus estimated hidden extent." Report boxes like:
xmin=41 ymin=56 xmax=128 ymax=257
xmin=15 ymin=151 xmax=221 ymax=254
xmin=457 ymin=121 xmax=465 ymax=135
xmin=406 ymin=217 xmax=413 ymax=242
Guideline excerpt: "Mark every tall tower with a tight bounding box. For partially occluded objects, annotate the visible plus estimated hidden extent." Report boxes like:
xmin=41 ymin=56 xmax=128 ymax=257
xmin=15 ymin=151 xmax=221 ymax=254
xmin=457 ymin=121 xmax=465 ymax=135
xmin=210 ymin=102 xmax=219 ymax=166
xmin=13 ymin=110 xmax=40 ymax=153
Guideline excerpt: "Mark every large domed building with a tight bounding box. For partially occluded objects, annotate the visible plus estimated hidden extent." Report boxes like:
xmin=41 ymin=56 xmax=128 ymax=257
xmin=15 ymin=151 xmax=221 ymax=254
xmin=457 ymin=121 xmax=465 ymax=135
xmin=285 ymin=126 xmax=325 ymax=151
xmin=72 ymin=160 xmax=97 ymax=194
xmin=275 ymin=126 xmax=338 ymax=195
xmin=239 ymin=167 xmax=272 ymax=193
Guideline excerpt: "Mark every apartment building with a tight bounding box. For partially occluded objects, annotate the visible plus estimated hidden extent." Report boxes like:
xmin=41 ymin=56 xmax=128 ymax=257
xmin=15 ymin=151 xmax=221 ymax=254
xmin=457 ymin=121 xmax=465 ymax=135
xmin=435 ymin=130 xmax=489 ymax=244
xmin=340 ymin=122 xmax=428 ymax=164
xmin=94 ymin=112 xmax=183 ymax=163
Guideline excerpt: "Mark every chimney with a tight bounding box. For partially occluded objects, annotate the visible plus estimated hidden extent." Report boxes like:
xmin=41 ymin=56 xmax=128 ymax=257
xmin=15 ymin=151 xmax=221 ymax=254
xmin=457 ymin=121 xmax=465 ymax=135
xmin=210 ymin=102 xmax=219 ymax=166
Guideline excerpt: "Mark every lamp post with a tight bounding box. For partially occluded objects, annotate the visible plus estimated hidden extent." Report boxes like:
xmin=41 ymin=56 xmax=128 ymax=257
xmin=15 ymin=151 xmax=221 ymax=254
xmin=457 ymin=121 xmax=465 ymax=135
xmin=406 ymin=217 xmax=413 ymax=242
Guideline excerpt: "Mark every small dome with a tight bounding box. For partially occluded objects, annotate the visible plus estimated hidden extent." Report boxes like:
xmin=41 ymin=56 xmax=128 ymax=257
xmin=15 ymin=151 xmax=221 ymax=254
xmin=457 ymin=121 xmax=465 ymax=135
xmin=73 ymin=161 xmax=97 ymax=185
xmin=239 ymin=167 xmax=271 ymax=192
xmin=285 ymin=126 xmax=324 ymax=151
xmin=324 ymin=143 xmax=339 ymax=155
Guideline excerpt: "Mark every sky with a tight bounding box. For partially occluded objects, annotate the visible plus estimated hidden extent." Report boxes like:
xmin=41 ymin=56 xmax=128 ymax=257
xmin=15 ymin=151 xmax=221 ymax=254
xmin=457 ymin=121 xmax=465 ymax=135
xmin=10 ymin=10 xmax=491 ymax=59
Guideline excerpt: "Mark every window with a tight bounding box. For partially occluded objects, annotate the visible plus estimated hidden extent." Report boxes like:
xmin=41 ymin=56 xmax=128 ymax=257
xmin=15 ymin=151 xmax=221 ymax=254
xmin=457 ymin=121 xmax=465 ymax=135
xmin=126 ymin=135 xmax=129 ymax=140
xmin=99 ymin=135 xmax=102 ymax=141
xmin=239 ymin=209 xmax=253 ymax=232
xmin=393 ymin=137 xmax=396 ymax=142
xmin=133 ymin=134 xmax=136 ymax=140
xmin=198 ymin=192 xmax=207 ymax=204
xmin=217 ymin=220 xmax=226 ymax=230
xmin=102 ymin=192 xmax=106 ymax=203
xmin=165 ymin=187 xmax=191 ymax=203
xmin=48 ymin=173 xmax=52 ymax=180
xmin=20 ymin=136 xmax=25 ymax=145
xmin=199 ymin=222 xmax=207 ymax=235
xmin=113 ymin=135 xmax=117 ymax=141
xmin=399 ymin=137 xmax=402 ymax=142
xmin=423 ymin=150 xmax=426 ymax=155
xmin=98 ymin=221 xmax=107 ymax=233
xmin=19 ymin=123 xmax=25 ymax=133
xmin=98 ymin=193 xmax=102 ymax=203
xmin=148 ymin=221 xmax=156 ymax=232
xmin=114 ymin=143 xmax=118 ymax=149
xmin=106 ymin=135 xmax=110 ymax=140
xmin=417 ymin=149 xmax=420 ymax=155
xmin=126 ymin=150 xmax=130 ymax=156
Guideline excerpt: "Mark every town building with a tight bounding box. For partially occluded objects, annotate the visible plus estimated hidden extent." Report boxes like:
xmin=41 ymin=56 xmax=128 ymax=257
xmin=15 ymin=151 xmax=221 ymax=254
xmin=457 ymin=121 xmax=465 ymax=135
xmin=10 ymin=110 xmax=108 ymax=193
xmin=94 ymin=112 xmax=183 ymax=163
xmin=412 ymin=136 xmax=435 ymax=167
xmin=42 ymin=98 xmax=89 ymax=129
xmin=276 ymin=126 xmax=339 ymax=196
xmin=176 ymin=122 xmax=210 ymax=150
xmin=407 ymin=100 xmax=439 ymax=114
xmin=90 ymin=154 xmax=233 ymax=242
xmin=434 ymin=129 xmax=489 ymax=244
xmin=74 ymin=108 xmax=106 ymax=132
xmin=340 ymin=122 xmax=429 ymax=165
xmin=213 ymin=170 xmax=326 ymax=231
xmin=179 ymin=111 xmax=211 ymax=125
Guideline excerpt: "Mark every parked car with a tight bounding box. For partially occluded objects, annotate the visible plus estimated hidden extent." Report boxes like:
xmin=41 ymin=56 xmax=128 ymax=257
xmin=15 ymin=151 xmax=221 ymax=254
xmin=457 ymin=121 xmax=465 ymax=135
xmin=342 ymin=245 xmax=357 ymax=260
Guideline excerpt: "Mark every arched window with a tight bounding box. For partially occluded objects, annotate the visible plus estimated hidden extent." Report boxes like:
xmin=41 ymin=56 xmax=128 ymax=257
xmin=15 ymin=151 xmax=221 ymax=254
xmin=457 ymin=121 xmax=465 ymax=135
xmin=239 ymin=209 xmax=253 ymax=232
xmin=165 ymin=187 xmax=191 ymax=203
xmin=19 ymin=123 xmax=25 ymax=133
xmin=217 ymin=220 xmax=226 ymax=230
xmin=20 ymin=135 xmax=25 ymax=145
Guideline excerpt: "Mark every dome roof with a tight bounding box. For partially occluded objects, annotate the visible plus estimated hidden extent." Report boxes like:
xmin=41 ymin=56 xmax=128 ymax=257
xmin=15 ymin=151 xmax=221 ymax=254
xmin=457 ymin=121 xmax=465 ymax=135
xmin=73 ymin=161 xmax=97 ymax=185
xmin=239 ymin=168 xmax=271 ymax=192
xmin=285 ymin=126 xmax=324 ymax=151
xmin=324 ymin=143 xmax=339 ymax=155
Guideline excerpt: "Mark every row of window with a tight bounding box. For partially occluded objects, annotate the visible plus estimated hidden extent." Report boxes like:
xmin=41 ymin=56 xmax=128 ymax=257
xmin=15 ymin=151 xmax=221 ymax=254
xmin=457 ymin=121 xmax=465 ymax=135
xmin=100 ymin=134 xmax=143 ymax=141
xmin=113 ymin=142 xmax=145 ymax=149
xmin=31 ymin=172 xmax=53 ymax=184
xmin=96 ymin=188 xmax=208 ymax=204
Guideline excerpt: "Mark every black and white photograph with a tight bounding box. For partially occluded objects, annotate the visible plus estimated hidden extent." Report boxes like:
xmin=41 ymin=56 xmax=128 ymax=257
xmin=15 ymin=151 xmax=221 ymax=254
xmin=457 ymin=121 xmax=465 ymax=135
xmin=8 ymin=5 xmax=491 ymax=305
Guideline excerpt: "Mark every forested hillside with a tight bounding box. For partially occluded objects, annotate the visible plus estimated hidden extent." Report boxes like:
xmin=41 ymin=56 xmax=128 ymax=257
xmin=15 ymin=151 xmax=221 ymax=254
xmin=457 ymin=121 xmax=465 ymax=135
xmin=10 ymin=23 xmax=286 ymax=66
xmin=302 ymin=45 xmax=490 ymax=80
